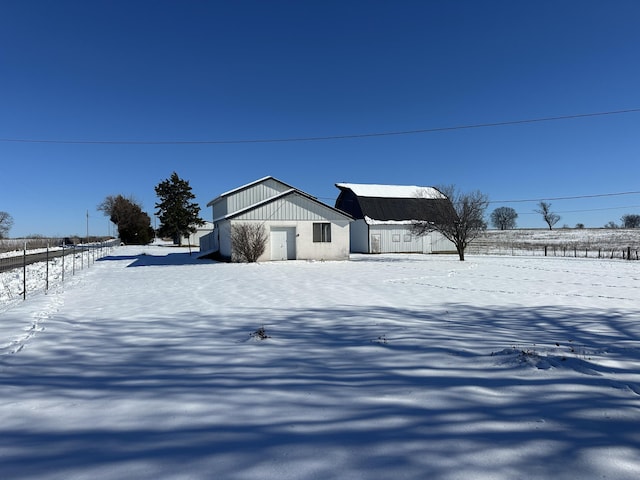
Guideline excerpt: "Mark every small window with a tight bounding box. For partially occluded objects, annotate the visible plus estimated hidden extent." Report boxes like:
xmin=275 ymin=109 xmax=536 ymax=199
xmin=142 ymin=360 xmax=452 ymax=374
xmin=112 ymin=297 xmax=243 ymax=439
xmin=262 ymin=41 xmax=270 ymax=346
xmin=392 ymin=234 xmax=401 ymax=242
xmin=404 ymin=234 xmax=412 ymax=242
xmin=313 ymin=223 xmax=331 ymax=242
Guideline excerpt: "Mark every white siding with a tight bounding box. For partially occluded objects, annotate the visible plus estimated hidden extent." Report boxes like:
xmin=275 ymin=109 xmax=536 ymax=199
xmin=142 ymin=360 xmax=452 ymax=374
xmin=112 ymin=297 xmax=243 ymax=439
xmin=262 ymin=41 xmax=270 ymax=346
xmin=211 ymin=198 xmax=228 ymax=220
xmin=369 ymin=225 xmax=427 ymax=253
xmin=213 ymin=178 xmax=291 ymax=220
xmin=431 ymin=232 xmax=457 ymax=253
xmin=217 ymin=221 xmax=232 ymax=259
xmin=230 ymin=219 xmax=350 ymax=262
xmin=233 ymin=193 xmax=346 ymax=222
xmin=199 ymin=231 xmax=218 ymax=253
xmin=181 ymin=222 xmax=214 ymax=246
xmin=296 ymin=220 xmax=350 ymax=261
xmin=207 ymin=178 xmax=352 ymax=262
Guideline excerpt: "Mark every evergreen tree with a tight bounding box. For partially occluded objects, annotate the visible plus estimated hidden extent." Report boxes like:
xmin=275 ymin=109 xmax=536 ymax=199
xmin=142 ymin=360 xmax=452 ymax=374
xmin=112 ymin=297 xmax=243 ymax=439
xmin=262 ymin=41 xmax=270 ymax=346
xmin=154 ymin=172 xmax=204 ymax=244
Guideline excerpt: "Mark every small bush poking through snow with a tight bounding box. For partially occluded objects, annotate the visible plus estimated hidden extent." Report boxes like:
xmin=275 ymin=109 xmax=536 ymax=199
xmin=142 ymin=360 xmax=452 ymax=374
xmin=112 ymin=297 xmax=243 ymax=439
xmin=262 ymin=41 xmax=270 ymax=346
xmin=250 ymin=326 xmax=271 ymax=340
xmin=372 ymin=334 xmax=388 ymax=345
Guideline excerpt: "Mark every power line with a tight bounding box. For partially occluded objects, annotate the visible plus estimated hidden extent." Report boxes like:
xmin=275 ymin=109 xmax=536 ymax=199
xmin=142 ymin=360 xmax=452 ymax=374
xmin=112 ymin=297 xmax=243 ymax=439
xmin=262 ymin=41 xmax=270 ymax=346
xmin=315 ymin=191 xmax=640 ymax=205
xmin=491 ymin=190 xmax=640 ymax=204
xmin=1 ymin=108 xmax=639 ymax=145
xmin=517 ymin=204 xmax=640 ymax=215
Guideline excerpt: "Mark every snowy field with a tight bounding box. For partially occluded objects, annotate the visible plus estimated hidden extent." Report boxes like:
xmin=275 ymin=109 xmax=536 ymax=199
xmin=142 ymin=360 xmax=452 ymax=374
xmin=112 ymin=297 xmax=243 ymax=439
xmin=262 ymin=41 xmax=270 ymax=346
xmin=1 ymin=245 xmax=639 ymax=479
xmin=469 ymin=228 xmax=640 ymax=259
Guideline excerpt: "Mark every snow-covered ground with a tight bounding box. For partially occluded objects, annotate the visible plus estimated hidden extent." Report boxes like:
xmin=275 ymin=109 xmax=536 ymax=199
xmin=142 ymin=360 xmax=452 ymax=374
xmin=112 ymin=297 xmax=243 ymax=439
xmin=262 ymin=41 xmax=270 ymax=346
xmin=1 ymin=245 xmax=639 ymax=479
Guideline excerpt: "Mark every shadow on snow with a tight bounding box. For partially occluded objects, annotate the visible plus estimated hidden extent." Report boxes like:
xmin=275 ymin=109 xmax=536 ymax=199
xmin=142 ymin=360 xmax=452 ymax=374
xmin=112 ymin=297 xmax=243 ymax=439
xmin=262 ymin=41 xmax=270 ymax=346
xmin=1 ymin=304 xmax=639 ymax=479
xmin=99 ymin=252 xmax=216 ymax=267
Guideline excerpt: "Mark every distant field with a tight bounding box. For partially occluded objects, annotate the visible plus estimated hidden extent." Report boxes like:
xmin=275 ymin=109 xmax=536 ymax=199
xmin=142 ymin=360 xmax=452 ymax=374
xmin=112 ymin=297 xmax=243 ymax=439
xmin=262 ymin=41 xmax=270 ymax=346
xmin=0 ymin=237 xmax=111 ymax=255
xmin=469 ymin=228 xmax=640 ymax=259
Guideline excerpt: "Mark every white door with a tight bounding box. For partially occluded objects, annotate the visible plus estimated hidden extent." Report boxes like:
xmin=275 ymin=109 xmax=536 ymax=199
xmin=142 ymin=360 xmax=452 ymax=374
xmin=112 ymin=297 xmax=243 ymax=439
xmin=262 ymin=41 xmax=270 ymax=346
xmin=271 ymin=228 xmax=296 ymax=260
xmin=371 ymin=234 xmax=381 ymax=254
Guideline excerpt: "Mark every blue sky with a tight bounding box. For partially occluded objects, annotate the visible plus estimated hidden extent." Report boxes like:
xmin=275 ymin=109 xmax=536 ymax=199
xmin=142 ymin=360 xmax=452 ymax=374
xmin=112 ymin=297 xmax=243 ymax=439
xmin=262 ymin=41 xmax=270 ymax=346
xmin=2 ymin=1 xmax=639 ymax=237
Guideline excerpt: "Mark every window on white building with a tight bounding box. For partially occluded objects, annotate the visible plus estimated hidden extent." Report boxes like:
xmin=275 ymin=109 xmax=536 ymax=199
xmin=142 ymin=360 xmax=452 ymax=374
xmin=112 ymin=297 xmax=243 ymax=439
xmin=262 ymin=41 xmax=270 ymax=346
xmin=313 ymin=223 xmax=331 ymax=242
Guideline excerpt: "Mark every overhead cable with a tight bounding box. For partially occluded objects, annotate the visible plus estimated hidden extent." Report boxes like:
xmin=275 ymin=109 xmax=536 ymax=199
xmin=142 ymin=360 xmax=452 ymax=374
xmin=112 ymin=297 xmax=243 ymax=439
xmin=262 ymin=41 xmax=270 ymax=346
xmin=1 ymin=108 xmax=639 ymax=145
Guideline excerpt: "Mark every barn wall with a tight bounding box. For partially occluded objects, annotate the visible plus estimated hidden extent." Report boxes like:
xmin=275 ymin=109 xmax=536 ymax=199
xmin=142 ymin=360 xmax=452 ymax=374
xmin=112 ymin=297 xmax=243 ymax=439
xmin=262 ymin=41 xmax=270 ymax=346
xmin=349 ymin=219 xmax=369 ymax=253
xmin=430 ymin=232 xmax=457 ymax=253
xmin=198 ymin=231 xmax=219 ymax=253
xmin=181 ymin=222 xmax=214 ymax=246
xmin=368 ymin=224 xmax=427 ymax=253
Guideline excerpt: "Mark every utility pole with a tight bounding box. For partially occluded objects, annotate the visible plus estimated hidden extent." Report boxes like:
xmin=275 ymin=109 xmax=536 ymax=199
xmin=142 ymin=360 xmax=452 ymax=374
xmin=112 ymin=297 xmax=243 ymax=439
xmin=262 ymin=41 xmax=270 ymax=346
xmin=86 ymin=210 xmax=89 ymax=243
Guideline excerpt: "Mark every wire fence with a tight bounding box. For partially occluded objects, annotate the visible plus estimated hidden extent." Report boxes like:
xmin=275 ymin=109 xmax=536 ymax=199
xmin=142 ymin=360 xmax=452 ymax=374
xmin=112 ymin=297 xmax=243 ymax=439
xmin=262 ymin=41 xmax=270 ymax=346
xmin=466 ymin=229 xmax=640 ymax=261
xmin=467 ymin=243 xmax=639 ymax=260
xmin=0 ymin=239 xmax=120 ymax=305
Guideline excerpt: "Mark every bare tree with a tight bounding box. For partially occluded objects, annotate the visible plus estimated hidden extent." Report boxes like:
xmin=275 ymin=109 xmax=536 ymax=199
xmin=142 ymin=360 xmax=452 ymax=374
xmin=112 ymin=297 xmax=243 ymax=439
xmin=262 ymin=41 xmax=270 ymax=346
xmin=621 ymin=214 xmax=640 ymax=228
xmin=411 ymin=185 xmax=489 ymax=261
xmin=490 ymin=207 xmax=518 ymax=230
xmin=604 ymin=221 xmax=618 ymax=229
xmin=0 ymin=211 xmax=14 ymax=238
xmin=535 ymin=201 xmax=560 ymax=230
xmin=231 ymin=223 xmax=267 ymax=263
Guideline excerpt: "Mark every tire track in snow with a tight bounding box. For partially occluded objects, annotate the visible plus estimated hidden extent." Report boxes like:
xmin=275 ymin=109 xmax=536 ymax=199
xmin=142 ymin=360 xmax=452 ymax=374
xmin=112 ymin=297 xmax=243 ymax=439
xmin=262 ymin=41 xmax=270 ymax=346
xmin=387 ymin=278 xmax=636 ymax=301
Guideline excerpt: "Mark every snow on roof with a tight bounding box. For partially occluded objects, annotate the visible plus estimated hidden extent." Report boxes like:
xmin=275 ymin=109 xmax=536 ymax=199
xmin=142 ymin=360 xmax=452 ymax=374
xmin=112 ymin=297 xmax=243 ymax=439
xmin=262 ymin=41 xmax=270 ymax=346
xmin=336 ymin=183 xmax=445 ymax=199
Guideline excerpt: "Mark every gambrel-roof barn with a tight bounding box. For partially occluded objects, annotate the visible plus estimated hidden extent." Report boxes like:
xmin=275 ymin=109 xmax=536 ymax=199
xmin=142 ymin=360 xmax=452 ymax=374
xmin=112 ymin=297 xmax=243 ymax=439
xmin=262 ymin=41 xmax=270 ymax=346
xmin=335 ymin=183 xmax=456 ymax=254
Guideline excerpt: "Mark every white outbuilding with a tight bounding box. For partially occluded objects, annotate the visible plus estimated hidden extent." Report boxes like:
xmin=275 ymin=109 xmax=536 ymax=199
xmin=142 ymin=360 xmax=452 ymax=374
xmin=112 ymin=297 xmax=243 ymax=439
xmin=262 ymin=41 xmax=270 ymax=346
xmin=179 ymin=221 xmax=214 ymax=247
xmin=334 ymin=183 xmax=456 ymax=254
xmin=200 ymin=177 xmax=352 ymax=261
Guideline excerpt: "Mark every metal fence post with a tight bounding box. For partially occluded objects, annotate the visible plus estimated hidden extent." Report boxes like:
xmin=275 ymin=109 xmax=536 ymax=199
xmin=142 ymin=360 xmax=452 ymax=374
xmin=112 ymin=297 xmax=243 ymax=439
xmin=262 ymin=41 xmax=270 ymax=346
xmin=46 ymin=244 xmax=49 ymax=292
xmin=22 ymin=244 xmax=26 ymax=300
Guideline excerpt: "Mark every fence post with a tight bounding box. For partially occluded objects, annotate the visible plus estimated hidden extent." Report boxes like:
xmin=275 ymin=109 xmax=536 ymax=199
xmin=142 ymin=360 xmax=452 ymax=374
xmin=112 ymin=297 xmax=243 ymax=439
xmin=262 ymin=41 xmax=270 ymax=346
xmin=46 ymin=244 xmax=49 ymax=292
xmin=22 ymin=244 xmax=26 ymax=301
xmin=544 ymin=246 xmax=547 ymax=257
xmin=62 ymin=244 xmax=65 ymax=283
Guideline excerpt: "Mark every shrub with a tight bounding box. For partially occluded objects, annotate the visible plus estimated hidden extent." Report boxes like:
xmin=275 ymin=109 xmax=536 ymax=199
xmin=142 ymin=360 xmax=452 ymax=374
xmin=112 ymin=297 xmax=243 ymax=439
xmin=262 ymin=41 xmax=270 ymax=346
xmin=231 ymin=223 xmax=267 ymax=263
